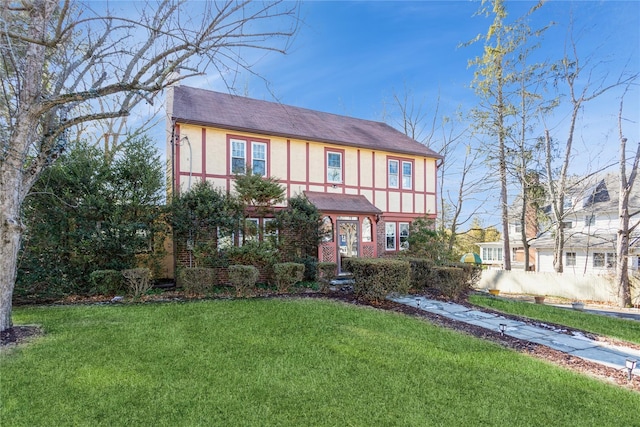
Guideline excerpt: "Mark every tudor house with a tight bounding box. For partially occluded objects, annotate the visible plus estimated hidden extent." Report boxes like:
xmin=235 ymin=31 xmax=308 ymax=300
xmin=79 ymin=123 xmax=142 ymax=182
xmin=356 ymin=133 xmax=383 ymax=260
xmin=166 ymin=85 xmax=442 ymax=271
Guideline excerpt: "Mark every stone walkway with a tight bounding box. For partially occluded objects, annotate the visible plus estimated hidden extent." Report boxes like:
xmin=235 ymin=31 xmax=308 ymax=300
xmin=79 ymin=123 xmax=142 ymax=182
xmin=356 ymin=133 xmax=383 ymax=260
xmin=390 ymin=295 xmax=640 ymax=377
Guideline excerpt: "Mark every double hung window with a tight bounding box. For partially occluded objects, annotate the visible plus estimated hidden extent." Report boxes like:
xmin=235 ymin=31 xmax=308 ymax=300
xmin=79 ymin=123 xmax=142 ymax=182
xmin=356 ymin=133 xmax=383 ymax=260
xmin=388 ymin=158 xmax=413 ymax=189
xmin=327 ymin=152 xmax=343 ymax=183
xmin=402 ymin=162 xmax=412 ymax=189
xmin=566 ymin=252 xmax=576 ymax=266
xmin=252 ymin=142 xmax=267 ymax=176
xmin=230 ymin=137 xmax=268 ymax=176
xmin=385 ymin=222 xmax=396 ymax=251
xmin=388 ymin=160 xmax=399 ymax=188
xmin=231 ymin=140 xmax=246 ymax=174
xmin=399 ymin=223 xmax=410 ymax=250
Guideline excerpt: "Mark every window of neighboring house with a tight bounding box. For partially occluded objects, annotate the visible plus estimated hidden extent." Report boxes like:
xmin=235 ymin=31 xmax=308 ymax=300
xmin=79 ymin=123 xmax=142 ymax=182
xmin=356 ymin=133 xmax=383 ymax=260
xmin=385 ymin=222 xmax=396 ymax=250
xmin=252 ymin=142 xmax=267 ymax=176
xmin=566 ymin=252 xmax=576 ymax=266
xmin=585 ymin=214 xmax=595 ymax=226
xmin=388 ymin=160 xmax=399 ymax=188
xmin=514 ymin=223 xmax=522 ymax=233
xmin=231 ymin=140 xmax=246 ymax=174
xmin=593 ymin=252 xmax=605 ymax=268
xmin=399 ymin=222 xmax=410 ymax=250
xmin=562 ymin=221 xmax=573 ymax=229
xmin=512 ymin=248 xmax=518 ymax=262
xmin=606 ymin=252 xmax=616 ymax=268
xmin=327 ymin=152 xmax=343 ymax=183
xmin=482 ymin=247 xmax=503 ymax=262
xmin=362 ymin=217 xmax=372 ymax=243
xmin=402 ymin=161 xmax=412 ymax=189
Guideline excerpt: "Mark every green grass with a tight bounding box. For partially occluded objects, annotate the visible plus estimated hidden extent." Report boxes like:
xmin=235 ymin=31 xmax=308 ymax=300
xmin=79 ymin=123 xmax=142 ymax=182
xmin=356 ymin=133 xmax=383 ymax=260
xmin=2 ymin=299 xmax=639 ymax=426
xmin=470 ymin=294 xmax=640 ymax=345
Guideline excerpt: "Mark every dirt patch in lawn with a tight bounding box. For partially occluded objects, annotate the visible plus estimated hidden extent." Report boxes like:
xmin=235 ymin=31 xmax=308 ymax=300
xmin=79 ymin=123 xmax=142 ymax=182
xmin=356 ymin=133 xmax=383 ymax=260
xmin=3 ymin=290 xmax=639 ymax=392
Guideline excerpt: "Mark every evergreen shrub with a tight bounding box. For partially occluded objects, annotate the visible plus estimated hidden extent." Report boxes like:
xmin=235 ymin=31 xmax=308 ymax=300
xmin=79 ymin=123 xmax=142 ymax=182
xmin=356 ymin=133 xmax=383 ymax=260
xmin=177 ymin=267 xmax=216 ymax=295
xmin=89 ymin=270 xmax=124 ymax=295
xmin=228 ymin=265 xmax=259 ymax=296
xmin=429 ymin=264 xmax=481 ymax=300
xmin=317 ymin=262 xmax=337 ymax=292
xmin=272 ymin=262 xmax=305 ymax=292
xmin=344 ymin=258 xmax=410 ymax=302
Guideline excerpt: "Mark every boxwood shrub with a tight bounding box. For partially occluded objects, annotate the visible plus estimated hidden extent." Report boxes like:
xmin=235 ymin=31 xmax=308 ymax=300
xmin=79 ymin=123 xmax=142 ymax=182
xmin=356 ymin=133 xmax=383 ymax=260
xmin=228 ymin=265 xmax=259 ymax=296
xmin=177 ymin=267 xmax=216 ymax=295
xmin=272 ymin=262 xmax=305 ymax=292
xmin=317 ymin=262 xmax=338 ymax=292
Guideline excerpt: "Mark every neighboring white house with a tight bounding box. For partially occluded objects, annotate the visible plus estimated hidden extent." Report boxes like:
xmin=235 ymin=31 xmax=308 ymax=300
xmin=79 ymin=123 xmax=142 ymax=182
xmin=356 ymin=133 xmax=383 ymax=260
xmin=531 ymin=173 xmax=640 ymax=274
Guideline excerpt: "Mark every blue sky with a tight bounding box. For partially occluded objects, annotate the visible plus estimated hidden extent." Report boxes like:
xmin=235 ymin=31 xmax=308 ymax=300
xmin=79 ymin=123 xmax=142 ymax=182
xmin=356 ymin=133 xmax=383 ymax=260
xmin=148 ymin=0 xmax=639 ymax=229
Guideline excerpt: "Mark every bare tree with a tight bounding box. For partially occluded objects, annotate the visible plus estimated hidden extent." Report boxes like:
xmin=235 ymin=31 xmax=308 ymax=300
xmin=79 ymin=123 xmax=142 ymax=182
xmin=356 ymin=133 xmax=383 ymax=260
xmin=616 ymin=81 xmax=640 ymax=307
xmin=382 ymin=87 xmax=486 ymax=255
xmin=0 ymin=0 xmax=299 ymax=332
xmin=542 ymin=30 xmax=637 ymax=273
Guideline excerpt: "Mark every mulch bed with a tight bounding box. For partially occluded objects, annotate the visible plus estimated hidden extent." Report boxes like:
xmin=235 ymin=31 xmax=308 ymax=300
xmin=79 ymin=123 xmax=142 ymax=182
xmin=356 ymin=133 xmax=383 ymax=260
xmin=2 ymin=290 xmax=639 ymax=393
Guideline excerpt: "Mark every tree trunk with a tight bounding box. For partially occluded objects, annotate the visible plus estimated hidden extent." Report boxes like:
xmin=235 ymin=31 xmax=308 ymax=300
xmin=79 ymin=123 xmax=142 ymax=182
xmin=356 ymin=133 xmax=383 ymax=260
xmin=616 ymin=138 xmax=640 ymax=308
xmin=0 ymin=176 xmax=25 ymax=331
xmin=617 ymin=214 xmax=631 ymax=307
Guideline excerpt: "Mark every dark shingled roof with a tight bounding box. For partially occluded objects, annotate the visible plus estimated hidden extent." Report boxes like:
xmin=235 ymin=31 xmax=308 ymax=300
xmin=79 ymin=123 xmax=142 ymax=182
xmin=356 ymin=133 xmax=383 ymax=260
xmin=170 ymin=86 xmax=442 ymax=159
xmin=304 ymin=191 xmax=382 ymax=214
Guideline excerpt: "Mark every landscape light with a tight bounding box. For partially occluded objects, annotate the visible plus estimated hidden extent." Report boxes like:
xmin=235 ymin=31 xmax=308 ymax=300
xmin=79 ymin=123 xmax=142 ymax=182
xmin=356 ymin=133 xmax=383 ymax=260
xmin=416 ymin=298 xmax=421 ymax=308
xmin=499 ymin=323 xmax=507 ymax=336
xmin=625 ymin=358 xmax=637 ymax=381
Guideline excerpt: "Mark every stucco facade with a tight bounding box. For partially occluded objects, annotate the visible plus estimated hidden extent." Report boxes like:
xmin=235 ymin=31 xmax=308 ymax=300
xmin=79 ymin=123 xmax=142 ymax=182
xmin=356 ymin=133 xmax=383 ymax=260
xmin=167 ymin=86 xmax=442 ymax=269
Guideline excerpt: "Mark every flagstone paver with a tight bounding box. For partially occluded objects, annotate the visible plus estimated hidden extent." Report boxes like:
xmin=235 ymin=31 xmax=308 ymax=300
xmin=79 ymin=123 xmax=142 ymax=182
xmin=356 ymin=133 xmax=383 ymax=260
xmin=390 ymin=295 xmax=640 ymax=376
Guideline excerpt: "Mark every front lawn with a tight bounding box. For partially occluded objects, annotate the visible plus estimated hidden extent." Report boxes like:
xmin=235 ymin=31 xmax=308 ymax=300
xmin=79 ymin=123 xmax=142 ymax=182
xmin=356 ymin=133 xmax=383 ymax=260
xmin=469 ymin=294 xmax=640 ymax=345
xmin=1 ymin=298 xmax=638 ymax=426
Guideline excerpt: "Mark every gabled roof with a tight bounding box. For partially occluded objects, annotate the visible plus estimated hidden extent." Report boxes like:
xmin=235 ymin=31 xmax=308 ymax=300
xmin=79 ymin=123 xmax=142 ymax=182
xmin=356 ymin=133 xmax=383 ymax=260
xmin=304 ymin=191 xmax=382 ymax=214
xmin=170 ymin=86 xmax=442 ymax=159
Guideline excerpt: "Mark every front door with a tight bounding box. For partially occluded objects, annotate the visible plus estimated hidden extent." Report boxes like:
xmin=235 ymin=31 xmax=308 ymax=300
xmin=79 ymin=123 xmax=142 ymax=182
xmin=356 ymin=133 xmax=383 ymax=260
xmin=337 ymin=220 xmax=359 ymax=273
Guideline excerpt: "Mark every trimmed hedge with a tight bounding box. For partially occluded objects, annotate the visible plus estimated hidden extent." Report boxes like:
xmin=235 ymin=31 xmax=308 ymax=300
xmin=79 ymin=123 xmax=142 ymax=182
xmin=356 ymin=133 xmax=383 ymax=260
xmin=228 ymin=265 xmax=259 ymax=296
xmin=177 ymin=267 xmax=216 ymax=295
xmin=430 ymin=263 xmax=481 ymax=300
xmin=272 ymin=262 xmax=305 ymax=292
xmin=317 ymin=262 xmax=338 ymax=292
xmin=405 ymin=258 xmax=434 ymax=290
xmin=343 ymin=258 xmax=410 ymax=302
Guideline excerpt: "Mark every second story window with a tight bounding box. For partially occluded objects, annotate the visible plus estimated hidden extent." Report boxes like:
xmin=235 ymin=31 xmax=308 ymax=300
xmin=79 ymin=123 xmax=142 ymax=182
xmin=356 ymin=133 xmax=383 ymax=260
xmin=388 ymin=158 xmax=413 ymax=189
xmin=252 ymin=142 xmax=266 ymax=176
xmin=327 ymin=152 xmax=342 ymax=183
xmin=402 ymin=161 xmax=412 ymax=189
xmin=229 ymin=136 xmax=269 ymax=176
xmin=231 ymin=140 xmax=246 ymax=174
xmin=388 ymin=160 xmax=399 ymax=188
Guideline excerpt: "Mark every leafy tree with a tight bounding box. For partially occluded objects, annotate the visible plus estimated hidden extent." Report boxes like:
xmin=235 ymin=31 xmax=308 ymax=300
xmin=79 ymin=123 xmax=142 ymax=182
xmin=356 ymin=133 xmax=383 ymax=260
xmin=0 ymin=0 xmax=298 ymax=331
xmin=233 ymin=167 xmax=285 ymax=243
xmin=455 ymin=217 xmax=501 ymax=255
xmin=275 ymin=194 xmax=322 ymax=260
xmin=18 ymin=135 xmax=165 ymax=297
xmin=467 ymin=0 xmax=546 ymax=270
xmin=406 ymin=216 xmax=454 ymax=264
xmin=167 ymin=180 xmax=240 ymax=266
